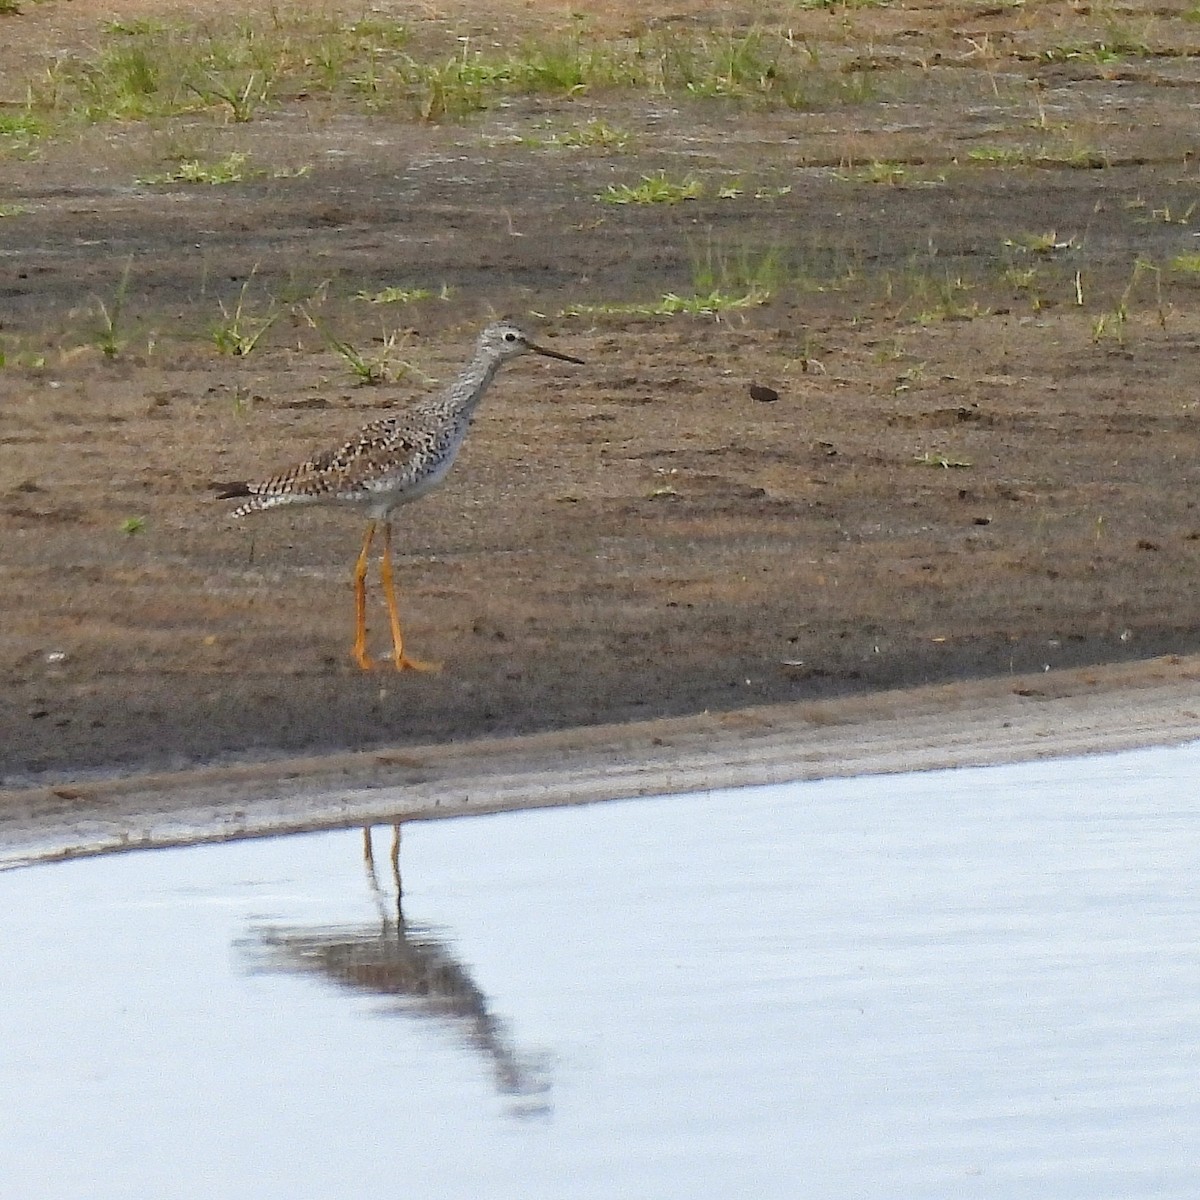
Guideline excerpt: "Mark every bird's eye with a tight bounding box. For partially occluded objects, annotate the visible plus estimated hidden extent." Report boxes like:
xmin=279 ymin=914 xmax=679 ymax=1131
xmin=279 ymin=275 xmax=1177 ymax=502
xmin=503 ymin=331 xmax=518 ymax=342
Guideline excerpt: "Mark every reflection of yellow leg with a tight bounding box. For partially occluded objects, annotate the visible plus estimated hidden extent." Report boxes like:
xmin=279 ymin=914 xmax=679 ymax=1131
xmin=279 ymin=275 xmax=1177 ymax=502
xmin=390 ymin=824 xmax=402 ymax=898
xmin=363 ymin=826 xmax=396 ymax=927
xmin=353 ymin=520 xmax=377 ymax=670
xmin=379 ymin=522 xmax=440 ymax=673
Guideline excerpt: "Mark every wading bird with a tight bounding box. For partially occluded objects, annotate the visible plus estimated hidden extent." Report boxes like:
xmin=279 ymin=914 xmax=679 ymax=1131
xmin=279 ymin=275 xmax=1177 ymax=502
xmin=217 ymin=321 xmax=583 ymax=671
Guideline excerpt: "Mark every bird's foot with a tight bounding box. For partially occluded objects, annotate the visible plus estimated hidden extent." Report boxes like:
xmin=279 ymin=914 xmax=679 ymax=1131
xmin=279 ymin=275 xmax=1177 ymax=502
xmin=351 ymin=645 xmax=439 ymax=673
xmin=393 ymin=652 xmax=442 ymax=674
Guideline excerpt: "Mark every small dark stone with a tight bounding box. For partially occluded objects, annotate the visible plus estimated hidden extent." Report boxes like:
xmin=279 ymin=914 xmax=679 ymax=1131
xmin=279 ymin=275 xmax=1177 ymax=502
xmin=749 ymin=383 xmax=779 ymax=403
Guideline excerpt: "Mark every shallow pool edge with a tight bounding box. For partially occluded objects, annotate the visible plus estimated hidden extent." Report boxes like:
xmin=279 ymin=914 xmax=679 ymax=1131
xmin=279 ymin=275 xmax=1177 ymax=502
xmin=4 ymin=654 xmax=1200 ymax=868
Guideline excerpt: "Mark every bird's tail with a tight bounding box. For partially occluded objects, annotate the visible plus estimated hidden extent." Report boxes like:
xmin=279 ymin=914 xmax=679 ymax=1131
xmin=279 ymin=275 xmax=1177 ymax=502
xmin=212 ymin=481 xmax=297 ymax=518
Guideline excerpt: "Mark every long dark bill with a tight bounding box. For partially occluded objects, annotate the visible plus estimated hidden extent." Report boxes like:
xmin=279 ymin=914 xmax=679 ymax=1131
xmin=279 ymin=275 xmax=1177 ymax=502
xmin=529 ymin=341 xmax=585 ymax=365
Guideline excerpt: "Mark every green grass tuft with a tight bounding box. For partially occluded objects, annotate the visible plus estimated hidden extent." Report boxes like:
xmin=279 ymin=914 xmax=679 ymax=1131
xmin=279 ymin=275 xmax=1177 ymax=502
xmin=138 ymin=152 xmax=308 ymax=185
xmin=542 ymin=119 xmax=632 ymax=151
xmin=211 ymin=270 xmax=280 ymax=356
xmin=597 ymin=173 xmax=702 ymax=205
xmin=356 ymin=285 xmax=441 ymax=304
xmin=0 ymin=111 xmax=44 ymax=156
xmin=561 ymin=288 xmax=770 ymax=318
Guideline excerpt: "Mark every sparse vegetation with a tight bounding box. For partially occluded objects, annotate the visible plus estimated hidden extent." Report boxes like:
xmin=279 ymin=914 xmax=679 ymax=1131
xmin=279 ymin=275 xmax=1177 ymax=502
xmin=967 ymin=146 xmax=1028 ymax=167
xmin=211 ymin=271 xmax=280 ymax=356
xmin=966 ymin=143 xmax=1108 ymax=170
xmin=0 ymin=112 xmax=44 ymax=156
xmin=1091 ymin=258 xmax=1167 ymax=346
xmin=29 ymin=15 xmax=410 ymax=127
xmin=1004 ymin=231 xmax=1074 ymax=255
xmin=93 ymin=260 xmax=133 ymax=359
xmin=0 ymin=333 xmax=46 ymax=370
xmin=888 ymin=271 xmax=986 ymax=324
xmin=138 ymin=151 xmax=307 ymax=185
xmin=356 ymin=285 xmax=444 ymax=305
xmin=533 ymin=119 xmax=633 ymax=151
xmin=1125 ymin=197 xmax=1197 ymax=226
xmin=15 ymin=16 xmax=883 ymax=139
xmin=186 ymin=72 xmax=272 ymax=123
xmin=913 ymin=452 xmax=972 ymax=469
xmin=691 ymin=241 xmax=786 ymax=297
xmin=299 ymin=305 xmax=431 ymax=385
xmin=325 ymin=330 xmax=402 ymax=384
xmin=835 ymin=160 xmax=908 ymax=186
xmin=713 ymin=180 xmax=793 ymax=200
xmin=560 ymin=288 xmax=770 ymax=318
xmin=1001 ymin=263 xmax=1050 ymax=310
xmin=1003 ymin=266 xmax=1040 ymax=289
xmin=1041 ymin=32 xmax=1152 ymax=64
xmin=597 ymin=173 xmax=703 ymax=205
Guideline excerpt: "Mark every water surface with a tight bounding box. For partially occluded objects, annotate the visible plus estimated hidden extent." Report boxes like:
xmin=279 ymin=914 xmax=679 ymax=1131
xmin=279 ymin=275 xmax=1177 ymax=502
xmin=3 ymin=744 xmax=1199 ymax=1198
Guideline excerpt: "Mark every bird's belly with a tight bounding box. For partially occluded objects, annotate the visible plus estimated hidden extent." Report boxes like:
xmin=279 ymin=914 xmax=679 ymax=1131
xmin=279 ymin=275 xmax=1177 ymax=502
xmin=367 ymin=453 xmax=458 ymax=517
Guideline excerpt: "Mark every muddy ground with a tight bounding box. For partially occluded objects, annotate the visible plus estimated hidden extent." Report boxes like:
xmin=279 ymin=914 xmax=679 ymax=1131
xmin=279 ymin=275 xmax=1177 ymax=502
xmin=5 ymin=0 xmax=1200 ymax=784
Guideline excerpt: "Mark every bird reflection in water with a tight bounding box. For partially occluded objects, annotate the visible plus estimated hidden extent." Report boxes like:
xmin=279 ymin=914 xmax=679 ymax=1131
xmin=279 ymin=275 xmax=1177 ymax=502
xmin=245 ymin=824 xmax=550 ymax=1113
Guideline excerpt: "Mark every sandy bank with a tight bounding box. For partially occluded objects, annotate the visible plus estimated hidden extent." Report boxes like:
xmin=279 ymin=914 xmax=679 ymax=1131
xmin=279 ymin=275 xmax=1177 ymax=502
xmin=3 ymin=654 xmax=1198 ymax=869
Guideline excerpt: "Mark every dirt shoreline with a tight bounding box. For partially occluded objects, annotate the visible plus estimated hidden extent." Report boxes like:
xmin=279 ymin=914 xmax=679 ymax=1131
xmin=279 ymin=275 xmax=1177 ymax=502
xmin=3 ymin=653 xmax=1198 ymax=869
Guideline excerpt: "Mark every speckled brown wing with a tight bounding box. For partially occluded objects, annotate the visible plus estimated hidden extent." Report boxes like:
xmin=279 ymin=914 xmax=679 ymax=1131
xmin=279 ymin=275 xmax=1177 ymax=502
xmin=225 ymin=410 xmax=450 ymax=515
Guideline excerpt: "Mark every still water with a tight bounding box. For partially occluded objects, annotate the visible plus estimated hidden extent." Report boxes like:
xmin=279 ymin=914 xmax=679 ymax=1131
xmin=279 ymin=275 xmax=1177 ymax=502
xmin=3 ymin=743 xmax=1200 ymax=1198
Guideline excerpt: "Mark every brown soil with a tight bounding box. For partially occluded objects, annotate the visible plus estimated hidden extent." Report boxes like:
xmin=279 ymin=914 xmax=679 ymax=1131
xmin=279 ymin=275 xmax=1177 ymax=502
xmin=5 ymin=0 xmax=1200 ymax=786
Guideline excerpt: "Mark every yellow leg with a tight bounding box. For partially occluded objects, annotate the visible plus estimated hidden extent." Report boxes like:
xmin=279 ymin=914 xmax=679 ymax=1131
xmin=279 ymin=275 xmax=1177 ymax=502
xmin=353 ymin=520 xmax=377 ymax=670
xmin=380 ymin=521 xmax=441 ymax=673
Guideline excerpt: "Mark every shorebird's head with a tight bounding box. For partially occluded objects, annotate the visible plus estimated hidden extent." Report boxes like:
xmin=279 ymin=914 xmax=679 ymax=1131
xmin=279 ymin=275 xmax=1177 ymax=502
xmin=480 ymin=321 xmax=584 ymax=365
